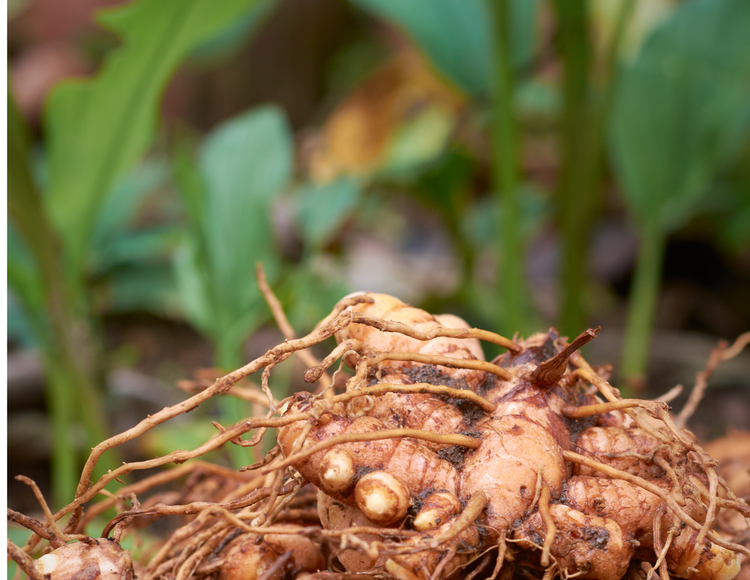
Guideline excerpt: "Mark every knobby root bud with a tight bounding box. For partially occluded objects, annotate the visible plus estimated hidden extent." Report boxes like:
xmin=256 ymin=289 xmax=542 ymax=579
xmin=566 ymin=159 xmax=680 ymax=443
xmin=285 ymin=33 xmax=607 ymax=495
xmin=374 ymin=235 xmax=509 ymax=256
xmin=219 ymin=535 xmax=281 ymax=580
xmin=355 ymin=471 xmax=410 ymax=526
xmin=413 ymin=492 xmax=462 ymax=532
xmin=319 ymin=448 xmax=356 ymax=493
xmin=34 ymin=540 xmax=134 ymax=580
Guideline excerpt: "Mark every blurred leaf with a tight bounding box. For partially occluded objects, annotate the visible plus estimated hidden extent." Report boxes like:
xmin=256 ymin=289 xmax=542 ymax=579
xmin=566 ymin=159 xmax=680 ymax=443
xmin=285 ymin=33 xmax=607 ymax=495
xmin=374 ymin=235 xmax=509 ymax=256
xmin=723 ymin=201 xmax=750 ymax=249
xmin=174 ymin=141 xmax=208 ymax=233
xmin=309 ymin=53 xmax=462 ymax=183
xmin=7 ymin=291 xmax=37 ymax=348
xmin=278 ymin=262 xmax=352 ymax=334
xmin=461 ymin=183 xmax=549 ymax=249
xmin=99 ymin=262 xmax=180 ymax=316
xmin=92 ymin=227 xmax=182 ymax=273
xmin=297 ymin=178 xmax=362 ymax=250
xmin=7 ymin=224 xmax=44 ymax=317
xmin=515 ymin=80 xmax=561 ymax=123
xmin=350 ymin=0 xmax=540 ymax=95
xmin=191 ymin=0 xmax=276 ymax=61
xmin=91 ymin=160 xmax=169 ymax=247
xmin=44 ymin=0 xmax=269 ymax=275
xmin=378 ymin=106 xmax=456 ymax=178
xmin=609 ymin=0 xmax=750 ymax=232
xmin=175 ymin=106 xmax=293 ymax=350
xmin=174 ymin=238 xmax=214 ymax=336
xmin=590 ymin=0 xmax=676 ymax=62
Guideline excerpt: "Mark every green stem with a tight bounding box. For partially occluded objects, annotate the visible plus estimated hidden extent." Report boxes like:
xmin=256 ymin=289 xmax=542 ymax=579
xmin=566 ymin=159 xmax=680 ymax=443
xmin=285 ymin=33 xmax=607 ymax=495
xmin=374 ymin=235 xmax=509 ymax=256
xmin=557 ymin=0 xmax=636 ymax=337
xmin=42 ymin=359 xmax=78 ymax=507
xmin=490 ymin=0 xmax=531 ymax=335
xmin=9 ymin=92 xmax=118 ymax=507
xmin=620 ymin=222 xmax=666 ymax=389
xmin=555 ymin=0 xmax=591 ymax=337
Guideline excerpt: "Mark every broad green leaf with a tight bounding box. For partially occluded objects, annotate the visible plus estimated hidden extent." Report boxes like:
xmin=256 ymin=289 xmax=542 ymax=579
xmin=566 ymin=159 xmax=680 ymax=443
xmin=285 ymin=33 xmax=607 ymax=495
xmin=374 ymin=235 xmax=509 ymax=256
xmin=101 ymin=262 xmax=180 ymax=316
xmin=174 ymin=141 xmax=208 ymax=234
xmin=199 ymin=106 xmax=292 ymax=338
xmin=175 ymin=106 xmax=293 ymax=348
xmin=45 ymin=0 xmax=270 ymax=275
xmin=92 ymin=227 xmax=181 ymax=273
xmin=609 ymin=0 xmax=750 ymax=232
xmin=350 ymin=0 xmax=540 ymax=95
xmin=91 ymin=160 xmax=168 ymax=247
xmin=297 ymin=178 xmax=362 ymax=250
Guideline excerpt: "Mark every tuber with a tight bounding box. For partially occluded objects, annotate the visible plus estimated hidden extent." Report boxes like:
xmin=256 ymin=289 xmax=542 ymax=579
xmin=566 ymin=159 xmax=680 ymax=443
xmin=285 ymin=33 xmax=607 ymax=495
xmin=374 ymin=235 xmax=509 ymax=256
xmin=277 ymin=292 xmax=744 ymax=579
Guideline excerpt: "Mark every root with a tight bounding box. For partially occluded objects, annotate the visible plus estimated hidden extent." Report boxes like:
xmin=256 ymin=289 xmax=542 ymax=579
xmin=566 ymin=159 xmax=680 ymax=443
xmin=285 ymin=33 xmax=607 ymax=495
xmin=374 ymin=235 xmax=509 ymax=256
xmin=649 ymin=509 xmax=676 ymax=580
xmin=7 ymin=540 xmax=44 ymax=580
xmin=7 ymin=510 xmax=65 ymax=548
xmin=332 ymin=382 xmax=497 ymax=413
xmin=364 ymin=351 xmax=512 ymax=380
xmin=427 ymin=491 xmax=488 ymax=549
xmin=676 ymin=331 xmax=750 ymax=428
xmin=538 ymin=483 xmax=556 ymax=568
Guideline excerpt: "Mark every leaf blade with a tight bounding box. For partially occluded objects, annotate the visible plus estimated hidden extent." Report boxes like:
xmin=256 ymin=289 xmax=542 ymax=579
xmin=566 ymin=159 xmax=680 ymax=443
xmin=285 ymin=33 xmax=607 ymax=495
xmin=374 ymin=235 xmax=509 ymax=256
xmin=44 ymin=0 xmax=270 ymax=273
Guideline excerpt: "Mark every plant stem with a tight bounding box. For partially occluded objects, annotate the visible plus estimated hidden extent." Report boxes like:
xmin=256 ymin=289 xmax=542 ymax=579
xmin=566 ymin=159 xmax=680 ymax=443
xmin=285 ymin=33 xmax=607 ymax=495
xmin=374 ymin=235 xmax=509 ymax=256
xmin=42 ymin=358 xmax=80 ymax=504
xmin=490 ymin=0 xmax=531 ymax=335
xmin=9 ymin=93 xmax=117 ymax=507
xmin=554 ymin=0 xmax=592 ymax=337
xmin=557 ymin=0 xmax=636 ymax=337
xmin=620 ymin=221 xmax=666 ymax=389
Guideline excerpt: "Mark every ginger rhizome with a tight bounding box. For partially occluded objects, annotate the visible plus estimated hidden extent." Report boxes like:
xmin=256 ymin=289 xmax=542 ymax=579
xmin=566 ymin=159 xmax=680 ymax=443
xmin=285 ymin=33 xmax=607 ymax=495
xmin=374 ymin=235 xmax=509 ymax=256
xmin=277 ymin=293 xmax=744 ymax=580
xmin=7 ymin=289 xmax=749 ymax=580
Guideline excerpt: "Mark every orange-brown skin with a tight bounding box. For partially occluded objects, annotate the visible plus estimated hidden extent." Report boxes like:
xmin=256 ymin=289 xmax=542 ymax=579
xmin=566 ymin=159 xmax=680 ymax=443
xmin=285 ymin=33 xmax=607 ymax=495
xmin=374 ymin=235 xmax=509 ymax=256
xmin=33 ymin=540 xmax=135 ymax=580
xmin=390 ymin=518 xmax=483 ymax=578
xmin=279 ymin=409 xmax=459 ymax=505
xmin=573 ymin=426 xmax=665 ymax=479
xmin=564 ymin=475 xmax=740 ymax=580
xmin=277 ymin=294 xmax=740 ymax=580
xmin=264 ymin=525 xmax=325 ymax=575
xmin=336 ymin=293 xmax=486 ymax=390
xmin=317 ymin=491 xmax=388 ymax=572
xmin=514 ymin=503 xmax=634 ymax=580
xmin=461 ymin=415 xmax=567 ymax=530
xmin=219 ymin=536 xmax=281 ymax=580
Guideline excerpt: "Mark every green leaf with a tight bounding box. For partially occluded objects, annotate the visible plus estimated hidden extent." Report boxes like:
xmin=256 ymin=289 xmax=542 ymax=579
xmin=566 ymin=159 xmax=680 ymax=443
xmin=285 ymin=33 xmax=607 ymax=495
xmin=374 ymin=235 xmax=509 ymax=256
xmin=174 ymin=238 xmax=214 ymax=335
xmin=297 ymin=178 xmax=362 ymax=249
xmin=609 ymin=0 xmax=750 ymax=232
xmin=378 ymin=106 xmax=456 ymax=178
xmin=44 ymin=0 xmax=270 ymax=275
xmin=175 ymin=106 xmax=293 ymax=348
xmin=277 ymin=264 xmax=352 ymax=335
xmin=349 ymin=0 xmax=540 ymax=95
xmin=91 ymin=160 xmax=168 ymax=247
xmin=7 ymin=224 xmax=44 ymax=316
xmin=100 ymin=262 xmax=180 ymax=316
xmin=92 ymin=227 xmax=181 ymax=273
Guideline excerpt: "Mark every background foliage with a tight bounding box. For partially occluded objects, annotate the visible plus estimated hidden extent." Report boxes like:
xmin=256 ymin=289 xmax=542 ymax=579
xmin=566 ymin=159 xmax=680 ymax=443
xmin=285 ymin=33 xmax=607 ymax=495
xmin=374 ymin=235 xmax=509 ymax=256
xmin=8 ymin=0 xmax=750 ymax=532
